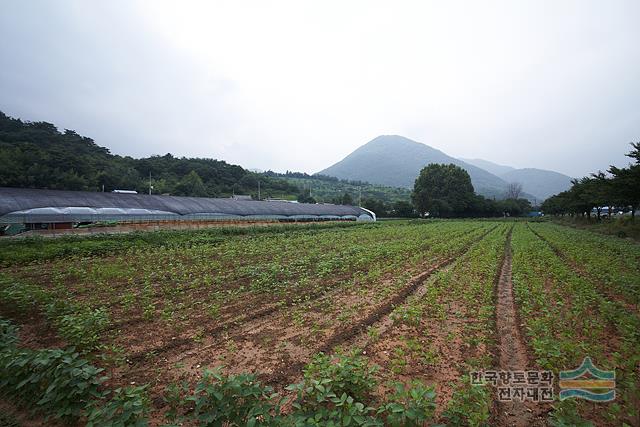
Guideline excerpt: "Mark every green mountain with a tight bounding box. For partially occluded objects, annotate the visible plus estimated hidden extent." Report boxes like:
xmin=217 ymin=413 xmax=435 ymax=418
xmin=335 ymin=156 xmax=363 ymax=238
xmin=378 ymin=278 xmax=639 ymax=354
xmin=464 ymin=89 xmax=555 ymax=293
xmin=462 ymin=158 xmax=573 ymax=200
xmin=319 ymin=135 xmax=514 ymax=199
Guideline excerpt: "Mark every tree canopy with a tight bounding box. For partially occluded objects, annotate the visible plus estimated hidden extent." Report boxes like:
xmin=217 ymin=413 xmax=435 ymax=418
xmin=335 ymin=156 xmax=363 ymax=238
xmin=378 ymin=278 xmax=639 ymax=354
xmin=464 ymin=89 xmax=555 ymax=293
xmin=542 ymin=142 xmax=640 ymax=218
xmin=411 ymin=164 xmax=475 ymax=217
xmin=410 ymin=163 xmax=532 ymax=218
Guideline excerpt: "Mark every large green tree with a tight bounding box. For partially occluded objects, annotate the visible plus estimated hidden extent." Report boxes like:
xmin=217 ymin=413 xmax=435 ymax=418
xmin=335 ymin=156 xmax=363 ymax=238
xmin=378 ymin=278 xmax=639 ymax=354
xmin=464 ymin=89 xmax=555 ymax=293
xmin=411 ymin=164 xmax=475 ymax=217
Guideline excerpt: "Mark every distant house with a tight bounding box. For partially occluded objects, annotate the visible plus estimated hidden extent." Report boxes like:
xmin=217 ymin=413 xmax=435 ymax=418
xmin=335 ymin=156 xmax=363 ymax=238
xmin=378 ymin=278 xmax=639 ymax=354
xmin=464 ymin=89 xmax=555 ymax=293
xmin=112 ymin=189 xmax=138 ymax=194
xmin=231 ymin=195 xmax=253 ymax=201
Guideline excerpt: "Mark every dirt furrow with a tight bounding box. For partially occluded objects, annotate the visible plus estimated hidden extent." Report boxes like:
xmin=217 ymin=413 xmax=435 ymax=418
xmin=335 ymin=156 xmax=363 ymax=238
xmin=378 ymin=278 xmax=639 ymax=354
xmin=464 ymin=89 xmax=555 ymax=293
xmin=495 ymin=228 xmax=544 ymax=426
xmin=122 ymin=226 xmax=496 ymax=396
xmin=126 ymin=227 xmax=490 ymax=363
xmin=125 ymin=261 xmax=431 ymax=364
xmin=263 ymin=225 xmax=499 ymax=386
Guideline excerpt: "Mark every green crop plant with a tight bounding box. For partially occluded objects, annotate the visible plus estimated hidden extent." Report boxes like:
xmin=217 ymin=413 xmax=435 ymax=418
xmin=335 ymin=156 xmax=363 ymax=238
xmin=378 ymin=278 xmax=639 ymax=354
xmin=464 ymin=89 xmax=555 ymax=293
xmin=0 ymin=318 xmax=150 ymax=424
xmin=1 ymin=220 xmax=635 ymax=424
xmin=56 ymin=307 xmax=110 ymax=350
xmin=389 ymin=347 xmax=408 ymax=375
xmin=378 ymin=381 xmax=436 ymax=427
xmin=511 ymin=223 xmax=640 ymax=423
xmin=86 ymin=385 xmax=150 ymax=427
xmin=442 ymin=377 xmax=491 ymax=427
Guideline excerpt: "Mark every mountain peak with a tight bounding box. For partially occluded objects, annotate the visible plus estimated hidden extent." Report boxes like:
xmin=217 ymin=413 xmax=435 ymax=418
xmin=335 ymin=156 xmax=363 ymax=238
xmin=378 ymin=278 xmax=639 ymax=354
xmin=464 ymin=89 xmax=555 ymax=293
xmin=362 ymin=135 xmax=430 ymax=150
xmin=367 ymin=135 xmax=419 ymax=145
xmin=320 ymin=136 xmax=572 ymax=200
xmin=320 ymin=135 xmax=512 ymax=199
xmin=357 ymin=135 xmax=449 ymax=158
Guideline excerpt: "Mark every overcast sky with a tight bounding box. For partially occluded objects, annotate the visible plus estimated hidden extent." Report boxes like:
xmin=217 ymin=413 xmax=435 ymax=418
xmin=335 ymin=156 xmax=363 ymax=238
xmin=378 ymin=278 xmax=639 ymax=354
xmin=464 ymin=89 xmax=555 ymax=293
xmin=1 ymin=1 xmax=639 ymax=177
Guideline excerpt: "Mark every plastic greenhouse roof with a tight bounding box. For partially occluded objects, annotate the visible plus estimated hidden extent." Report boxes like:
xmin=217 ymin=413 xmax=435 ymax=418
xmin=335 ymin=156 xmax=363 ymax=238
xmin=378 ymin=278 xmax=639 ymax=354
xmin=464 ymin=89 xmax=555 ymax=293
xmin=0 ymin=187 xmax=375 ymax=223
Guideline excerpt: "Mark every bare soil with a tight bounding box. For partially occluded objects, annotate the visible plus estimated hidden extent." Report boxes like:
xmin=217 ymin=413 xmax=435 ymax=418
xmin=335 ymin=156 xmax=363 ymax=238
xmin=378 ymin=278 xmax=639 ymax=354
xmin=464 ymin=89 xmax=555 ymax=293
xmin=495 ymin=229 xmax=547 ymax=426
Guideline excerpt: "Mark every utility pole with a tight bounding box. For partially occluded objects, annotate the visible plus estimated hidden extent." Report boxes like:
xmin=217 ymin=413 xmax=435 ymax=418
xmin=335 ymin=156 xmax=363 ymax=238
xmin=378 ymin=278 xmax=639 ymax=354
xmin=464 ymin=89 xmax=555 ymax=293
xmin=359 ymin=187 xmax=362 ymax=207
xmin=149 ymin=171 xmax=152 ymax=195
xmin=257 ymin=180 xmax=261 ymax=200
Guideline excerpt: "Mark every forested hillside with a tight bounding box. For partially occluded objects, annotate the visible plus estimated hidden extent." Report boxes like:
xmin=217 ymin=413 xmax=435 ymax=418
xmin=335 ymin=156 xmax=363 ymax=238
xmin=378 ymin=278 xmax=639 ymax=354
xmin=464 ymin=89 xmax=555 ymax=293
xmin=0 ymin=111 xmax=299 ymax=198
xmin=0 ymin=111 xmax=417 ymax=206
xmin=263 ymin=171 xmax=412 ymax=204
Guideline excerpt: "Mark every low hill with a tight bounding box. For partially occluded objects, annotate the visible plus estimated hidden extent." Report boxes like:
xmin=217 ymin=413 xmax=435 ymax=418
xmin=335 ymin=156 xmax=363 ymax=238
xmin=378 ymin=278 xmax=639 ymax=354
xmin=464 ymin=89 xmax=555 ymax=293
xmin=319 ymin=135 xmax=515 ymax=199
xmin=263 ymin=171 xmax=411 ymax=204
xmin=0 ymin=111 xmax=297 ymax=198
xmin=0 ymin=110 xmax=412 ymax=204
xmin=461 ymin=158 xmax=572 ymax=200
xmin=499 ymin=168 xmax=573 ymax=201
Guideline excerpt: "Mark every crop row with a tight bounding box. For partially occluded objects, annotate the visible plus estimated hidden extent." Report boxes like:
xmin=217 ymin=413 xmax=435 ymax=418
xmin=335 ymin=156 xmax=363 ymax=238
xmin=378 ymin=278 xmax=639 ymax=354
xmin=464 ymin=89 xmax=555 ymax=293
xmin=528 ymin=222 xmax=640 ymax=308
xmin=359 ymin=224 xmax=510 ymax=425
xmin=127 ymin=222 xmax=497 ymax=393
xmin=510 ymin=223 xmax=640 ymax=425
xmin=0 ymin=222 xmax=494 ymax=391
xmin=0 ymin=221 xmax=364 ymax=266
xmin=279 ymin=223 xmax=495 ymax=342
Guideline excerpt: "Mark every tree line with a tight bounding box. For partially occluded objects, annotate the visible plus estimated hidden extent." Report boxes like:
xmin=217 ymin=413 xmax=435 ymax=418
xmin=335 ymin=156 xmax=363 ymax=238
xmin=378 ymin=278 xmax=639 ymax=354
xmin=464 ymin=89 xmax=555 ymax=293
xmin=7 ymin=109 xmax=599 ymax=219
xmin=0 ymin=111 xmax=417 ymax=207
xmin=541 ymin=143 xmax=639 ymax=218
xmin=0 ymin=111 xmax=298 ymax=199
xmin=410 ymin=163 xmax=532 ymax=218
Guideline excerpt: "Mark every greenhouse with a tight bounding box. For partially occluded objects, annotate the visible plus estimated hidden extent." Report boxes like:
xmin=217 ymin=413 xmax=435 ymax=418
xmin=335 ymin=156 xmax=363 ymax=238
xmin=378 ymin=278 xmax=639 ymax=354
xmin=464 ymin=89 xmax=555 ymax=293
xmin=0 ymin=187 xmax=376 ymax=225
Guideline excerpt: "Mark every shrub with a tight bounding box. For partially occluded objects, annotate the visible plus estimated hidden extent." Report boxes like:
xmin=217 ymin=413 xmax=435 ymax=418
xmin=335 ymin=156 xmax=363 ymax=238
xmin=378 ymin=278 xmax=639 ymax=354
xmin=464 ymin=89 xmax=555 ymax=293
xmin=186 ymin=368 xmax=281 ymax=426
xmin=378 ymin=381 xmax=436 ymax=427
xmin=441 ymin=377 xmax=491 ymax=427
xmin=87 ymin=385 xmax=150 ymax=427
xmin=0 ymin=346 xmax=107 ymax=420
xmin=301 ymin=351 xmax=378 ymax=402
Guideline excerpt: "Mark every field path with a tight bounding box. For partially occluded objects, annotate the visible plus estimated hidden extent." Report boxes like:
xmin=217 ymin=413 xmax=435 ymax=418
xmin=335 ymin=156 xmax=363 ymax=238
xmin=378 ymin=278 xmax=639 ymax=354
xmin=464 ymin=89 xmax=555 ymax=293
xmin=495 ymin=228 xmax=543 ymax=426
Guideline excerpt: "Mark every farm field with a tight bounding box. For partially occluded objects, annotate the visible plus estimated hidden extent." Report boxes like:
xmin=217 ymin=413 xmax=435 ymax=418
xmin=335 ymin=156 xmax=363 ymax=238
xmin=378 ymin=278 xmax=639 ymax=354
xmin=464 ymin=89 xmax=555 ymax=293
xmin=0 ymin=220 xmax=639 ymax=426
